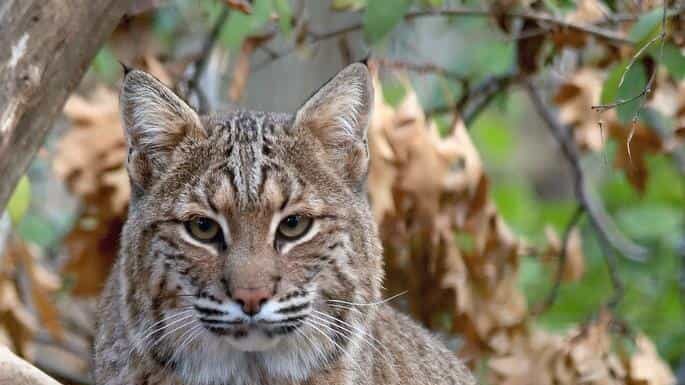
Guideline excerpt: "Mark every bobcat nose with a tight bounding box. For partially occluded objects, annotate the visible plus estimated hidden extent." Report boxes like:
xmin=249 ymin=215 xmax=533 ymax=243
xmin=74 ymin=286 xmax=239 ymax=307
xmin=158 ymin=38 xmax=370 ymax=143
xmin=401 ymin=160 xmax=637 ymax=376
xmin=232 ymin=287 xmax=272 ymax=316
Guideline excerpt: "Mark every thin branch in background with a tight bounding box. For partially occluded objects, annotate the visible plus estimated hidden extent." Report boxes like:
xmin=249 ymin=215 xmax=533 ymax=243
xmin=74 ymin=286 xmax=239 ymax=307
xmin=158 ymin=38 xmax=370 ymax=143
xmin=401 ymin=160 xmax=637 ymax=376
xmin=524 ymin=80 xmax=648 ymax=263
xmin=591 ymin=5 xmax=668 ymax=113
xmin=424 ymin=73 xmax=517 ymax=128
xmin=180 ymin=7 xmax=230 ymax=113
xmin=532 ymin=204 xmax=585 ymax=316
xmin=598 ymin=231 xmax=625 ymax=309
xmin=372 ymin=58 xmax=467 ymax=83
xmin=252 ymin=5 xmax=655 ymax=72
xmin=591 ymin=4 xmax=668 ymax=163
xmin=458 ymin=73 xmax=517 ymax=127
xmin=525 ymin=80 xmax=639 ymax=307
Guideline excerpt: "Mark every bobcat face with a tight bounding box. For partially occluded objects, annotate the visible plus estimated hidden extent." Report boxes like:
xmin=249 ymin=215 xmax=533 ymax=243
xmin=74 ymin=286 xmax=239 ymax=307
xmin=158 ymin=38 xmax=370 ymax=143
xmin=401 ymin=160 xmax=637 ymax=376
xmin=118 ymin=64 xmax=382 ymax=381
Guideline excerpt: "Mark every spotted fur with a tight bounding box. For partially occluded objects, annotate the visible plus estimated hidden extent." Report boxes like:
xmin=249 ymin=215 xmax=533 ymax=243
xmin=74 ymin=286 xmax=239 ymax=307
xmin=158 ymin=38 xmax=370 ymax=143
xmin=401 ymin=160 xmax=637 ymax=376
xmin=94 ymin=64 xmax=475 ymax=385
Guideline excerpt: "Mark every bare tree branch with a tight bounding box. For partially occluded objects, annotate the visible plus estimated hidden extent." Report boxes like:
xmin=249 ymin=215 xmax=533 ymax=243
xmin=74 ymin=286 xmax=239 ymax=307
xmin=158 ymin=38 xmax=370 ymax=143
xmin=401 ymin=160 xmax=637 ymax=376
xmin=252 ymin=5 xmax=659 ymax=72
xmin=424 ymin=73 xmax=517 ymax=127
xmin=532 ymin=204 xmax=585 ymax=316
xmin=524 ymin=80 xmax=648 ymax=265
xmin=371 ymin=58 xmax=467 ymax=83
xmin=178 ymin=7 xmax=231 ymax=113
xmin=0 ymin=0 xmax=133 ymax=213
xmin=0 ymin=347 xmax=63 ymax=385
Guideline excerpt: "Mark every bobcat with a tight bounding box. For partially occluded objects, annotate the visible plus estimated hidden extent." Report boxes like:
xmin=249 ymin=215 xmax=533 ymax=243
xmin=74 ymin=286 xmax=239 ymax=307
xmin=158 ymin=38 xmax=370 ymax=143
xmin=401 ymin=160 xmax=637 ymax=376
xmin=94 ymin=63 xmax=475 ymax=385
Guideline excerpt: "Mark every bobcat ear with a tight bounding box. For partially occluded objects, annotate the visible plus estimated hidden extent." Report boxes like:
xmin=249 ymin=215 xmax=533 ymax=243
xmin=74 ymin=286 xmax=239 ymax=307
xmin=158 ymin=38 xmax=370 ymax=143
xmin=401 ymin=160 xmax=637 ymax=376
xmin=294 ymin=63 xmax=373 ymax=188
xmin=120 ymin=69 xmax=204 ymax=189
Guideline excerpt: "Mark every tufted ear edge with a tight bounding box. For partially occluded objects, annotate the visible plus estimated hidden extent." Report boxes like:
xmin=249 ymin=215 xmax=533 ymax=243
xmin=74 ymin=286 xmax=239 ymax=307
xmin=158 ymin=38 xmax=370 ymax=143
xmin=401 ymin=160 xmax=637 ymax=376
xmin=293 ymin=63 xmax=374 ymax=186
xmin=120 ymin=69 xmax=205 ymax=190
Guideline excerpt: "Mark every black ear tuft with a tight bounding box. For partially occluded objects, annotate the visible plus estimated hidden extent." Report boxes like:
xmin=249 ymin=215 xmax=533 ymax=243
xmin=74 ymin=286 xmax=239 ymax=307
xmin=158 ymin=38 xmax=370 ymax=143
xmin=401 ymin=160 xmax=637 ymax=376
xmin=359 ymin=53 xmax=371 ymax=67
xmin=120 ymin=69 xmax=204 ymax=190
xmin=119 ymin=61 xmax=133 ymax=75
xmin=293 ymin=63 xmax=374 ymax=187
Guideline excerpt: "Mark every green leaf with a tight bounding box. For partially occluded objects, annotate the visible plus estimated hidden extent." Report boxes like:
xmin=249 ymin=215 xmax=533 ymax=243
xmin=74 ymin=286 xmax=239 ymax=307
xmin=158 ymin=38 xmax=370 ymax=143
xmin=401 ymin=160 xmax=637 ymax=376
xmin=656 ymin=43 xmax=685 ymax=80
xmin=363 ymin=0 xmax=412 ymax=44
xmin=273 ymin=0 xmax=292 ymax=36
xmin=420 ymin=0 xmax=443 ymax=6
xmin=616 ymin=203 xmax=683 ymax=240
xmin=628 ymin=7 xmax=664 ymax=48
xmin=91 ymin=47 xmax=119 ymax=83
xmin=332 ymin=0 xmax=366 ymax=11
xmin=7 ymin=176 xmax=31 ymax=225
xmin=221 ymin=0 xmax=273 ymax=49
xmin=471 ymin=113 xmax=516 ymax=166
xmin=381 ymin=80 xmax=407 ymax=107
xmin=600 ymin=60 xmax=647 ymax=124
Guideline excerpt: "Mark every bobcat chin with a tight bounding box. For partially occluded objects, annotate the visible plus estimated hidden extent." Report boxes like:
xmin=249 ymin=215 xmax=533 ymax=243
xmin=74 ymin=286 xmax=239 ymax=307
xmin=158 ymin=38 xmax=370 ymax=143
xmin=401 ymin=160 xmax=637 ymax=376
xmin=94 ymin=63 xmax=475 ymax=385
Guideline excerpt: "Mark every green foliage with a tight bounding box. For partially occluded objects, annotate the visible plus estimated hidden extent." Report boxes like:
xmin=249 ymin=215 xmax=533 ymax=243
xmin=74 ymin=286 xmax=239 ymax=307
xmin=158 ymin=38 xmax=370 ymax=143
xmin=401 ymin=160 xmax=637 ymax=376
xmin=273 ymin=0 xmax=293 ymax=36
xmin=628 ymin=7 xmax=664 ymax=49
xmin=514 ymin=153 xmax=685 ymax=364
xmin=601 ymin=60 xmax=647 ymax=124
xmin=381 ymin=80 xmax=407 ymax=107
xmin=654 ymin=42 xmax=685 ymax=80
xmin=363 ymin=0 xmax=412 ymax=44
xmin=332 ymin=0 xmax=366 ymax=11
xmin=220 ymin=0 xmax=273 ymax=49
xmin=470 ymin=113 xmax=516 ymax=167
xmin=7 ymin=176 xmax=31 ymax=226
xmin=90 ymin=47 xmax=120 ymax=84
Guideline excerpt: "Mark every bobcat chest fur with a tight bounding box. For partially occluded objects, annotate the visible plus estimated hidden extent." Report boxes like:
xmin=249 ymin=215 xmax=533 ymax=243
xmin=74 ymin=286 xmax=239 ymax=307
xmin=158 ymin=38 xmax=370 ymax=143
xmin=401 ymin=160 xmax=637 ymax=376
xmin=94 ymin=63 xmax=475 ymax=385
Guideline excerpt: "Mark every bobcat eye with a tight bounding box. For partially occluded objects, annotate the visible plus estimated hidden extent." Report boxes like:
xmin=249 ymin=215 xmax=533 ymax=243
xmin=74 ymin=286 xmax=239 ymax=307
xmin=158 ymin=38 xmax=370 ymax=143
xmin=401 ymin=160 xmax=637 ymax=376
xmin=277 ymin=215 xmax=312 ymax=240
xmin=185 ymin=217 xmax=221 ymax=243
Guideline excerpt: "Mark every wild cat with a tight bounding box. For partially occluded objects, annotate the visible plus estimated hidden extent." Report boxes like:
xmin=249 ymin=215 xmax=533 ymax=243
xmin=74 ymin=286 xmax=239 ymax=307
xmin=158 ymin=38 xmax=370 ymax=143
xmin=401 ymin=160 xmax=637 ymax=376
xmin=94 ymin=63 xmax=475 ymax=385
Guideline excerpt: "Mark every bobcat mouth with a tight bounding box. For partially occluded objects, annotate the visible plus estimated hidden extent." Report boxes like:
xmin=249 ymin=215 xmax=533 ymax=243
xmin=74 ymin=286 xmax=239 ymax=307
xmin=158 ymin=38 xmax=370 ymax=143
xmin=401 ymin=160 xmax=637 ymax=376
xmin=200 ymin=316 xmax=307 ymax=336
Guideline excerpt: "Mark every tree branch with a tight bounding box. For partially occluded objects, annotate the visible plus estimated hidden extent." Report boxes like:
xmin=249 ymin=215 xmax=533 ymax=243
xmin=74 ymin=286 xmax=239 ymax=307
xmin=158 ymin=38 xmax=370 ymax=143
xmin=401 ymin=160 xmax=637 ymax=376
xmin=253 ymin=5 xmax=647 ymax=72
xmin=532 ymin=204 xmax=585 ymax=316
xmin=0 ymin=0 xmax=133 ymax=213
xmin=524 ymin=79 xmax=648 ymax=266
xmin=424 ymin=73 xmax=517 ymax=128
xmin=0 ymin=347 xmax=62 ymax=385
xmin=178 ymin=7 xmax=230 ymax=113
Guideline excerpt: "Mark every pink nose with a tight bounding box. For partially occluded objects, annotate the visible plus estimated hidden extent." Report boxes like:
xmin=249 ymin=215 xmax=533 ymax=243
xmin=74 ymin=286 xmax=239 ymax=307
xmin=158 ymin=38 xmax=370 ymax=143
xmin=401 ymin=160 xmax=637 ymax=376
xmin=232 ymin=287 xmax=272 ymax=315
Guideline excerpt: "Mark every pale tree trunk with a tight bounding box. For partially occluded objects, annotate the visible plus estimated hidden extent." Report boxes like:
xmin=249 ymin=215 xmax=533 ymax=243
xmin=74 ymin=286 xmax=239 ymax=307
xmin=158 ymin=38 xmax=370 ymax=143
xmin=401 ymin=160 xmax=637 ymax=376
xmin=0 ymin=0 xmax=133 ymax=212
xmin=0 ymin=347 xmax=62 ymax=385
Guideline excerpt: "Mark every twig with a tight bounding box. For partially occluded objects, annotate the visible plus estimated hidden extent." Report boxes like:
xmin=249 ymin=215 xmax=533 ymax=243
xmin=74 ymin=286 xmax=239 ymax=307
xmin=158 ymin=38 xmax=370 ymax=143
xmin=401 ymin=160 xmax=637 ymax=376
xmin=524 ymin=80 xmax=648 ymax=265
xmin=253 ymin=6 xmax=639 ymax=72
xmin=371 ymin=58 xmax=467 ymax=83
xmin=181 ymin=7 xmax=230 ymax=113
xmin=372 ymin=59 xmax=516 ymax=129
xmin=460 ymin=73 xmax=517 ymax=127
xmin=532 ymin=204 xmax=585 ymax=316
xmin=597 ymin=229 xmax=625 ymax=309
xmin=424 ymin=73 xmax=517 ymax=128
xmin=592 ymin=4 xmax=668 ymax=170
xmin=591 ymin=5 xmax=667 ymax=113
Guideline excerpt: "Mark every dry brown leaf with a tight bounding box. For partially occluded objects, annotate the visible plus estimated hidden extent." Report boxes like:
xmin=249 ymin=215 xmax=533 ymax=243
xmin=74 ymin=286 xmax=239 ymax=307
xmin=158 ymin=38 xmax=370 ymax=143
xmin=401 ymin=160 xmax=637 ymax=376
xmin=56 ymin=87 xmax=128 ymax=296
xmin=224 ymin=0 xmax=253 ymax=14
xmin=608 ymin=121 xmax=664 ymax=193
xmin=11 ymin=241 xmax=63 ymax=342
xmin=543 ymin=225 xmax=586 ymax=282
xmin=628 ymin=334 xmax=676 ymax=385
xmin=554 ymin=69 xmax=606 ymax=151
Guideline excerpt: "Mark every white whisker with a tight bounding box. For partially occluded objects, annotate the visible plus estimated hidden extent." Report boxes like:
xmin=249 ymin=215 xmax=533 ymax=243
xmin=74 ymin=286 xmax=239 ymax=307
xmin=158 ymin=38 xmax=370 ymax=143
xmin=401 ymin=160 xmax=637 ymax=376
xmin=304 ymin=318 xmax=363 ymax=373
xmin=326 ymin=291 xmax=407 ymax=307
xmin=170 ymin=324 xmax=204 ymax=365
xmin=129 ymin=310 xmax=195 ymax=356
xmin=311 ymin=310 xmax=393 ymax=366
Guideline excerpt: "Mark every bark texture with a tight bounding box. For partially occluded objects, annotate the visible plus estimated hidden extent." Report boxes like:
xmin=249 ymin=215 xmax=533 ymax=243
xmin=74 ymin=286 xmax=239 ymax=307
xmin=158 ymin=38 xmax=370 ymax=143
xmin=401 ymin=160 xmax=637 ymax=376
xmin=0 ymin=0 xmax=133 ymax=211
xmin=0 ymin=347 xmax=62 ymax=385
